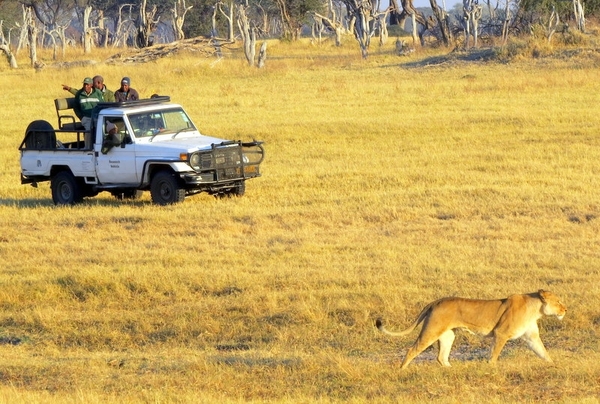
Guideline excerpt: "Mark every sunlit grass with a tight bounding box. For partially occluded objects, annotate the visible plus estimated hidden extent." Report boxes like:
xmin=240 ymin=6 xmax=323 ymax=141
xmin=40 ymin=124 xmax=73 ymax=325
xmin=1 ymin=35 xmax=600 ymax=402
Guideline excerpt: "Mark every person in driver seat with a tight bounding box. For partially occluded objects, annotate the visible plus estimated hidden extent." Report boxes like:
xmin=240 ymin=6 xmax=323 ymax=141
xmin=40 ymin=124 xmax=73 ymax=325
xmin=101 ymin=122 xmax=120 ymax=154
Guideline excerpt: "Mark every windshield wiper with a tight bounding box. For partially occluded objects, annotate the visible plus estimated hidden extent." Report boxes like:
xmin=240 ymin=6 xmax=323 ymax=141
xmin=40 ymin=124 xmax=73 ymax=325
xmin=172 ymin=127 xmax=195 ymax=139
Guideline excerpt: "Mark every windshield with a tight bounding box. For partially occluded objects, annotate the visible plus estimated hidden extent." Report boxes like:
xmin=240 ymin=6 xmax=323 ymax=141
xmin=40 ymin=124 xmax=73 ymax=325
xmin=128 ymin=108 xmax=196 ymax=137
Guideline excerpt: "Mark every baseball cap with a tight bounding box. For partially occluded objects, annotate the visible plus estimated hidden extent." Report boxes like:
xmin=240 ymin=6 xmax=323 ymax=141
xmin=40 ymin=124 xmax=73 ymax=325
xmin=83 ymin=77 xmax=93 ymax=84
xmin=106 ymin=122 xmax=116 ymax=132
xmin=121 ymin=77 xmax=131 ymax=86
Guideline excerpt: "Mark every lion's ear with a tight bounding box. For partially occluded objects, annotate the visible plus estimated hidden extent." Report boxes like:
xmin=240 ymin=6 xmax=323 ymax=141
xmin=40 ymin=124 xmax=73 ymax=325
xmin=538 ymin=289 xmax=547 ymax=302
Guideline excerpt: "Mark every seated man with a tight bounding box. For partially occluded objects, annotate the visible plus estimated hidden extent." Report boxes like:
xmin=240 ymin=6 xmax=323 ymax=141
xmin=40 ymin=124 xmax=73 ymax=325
xmin=101 ymin=122 xmax=121 ymax=154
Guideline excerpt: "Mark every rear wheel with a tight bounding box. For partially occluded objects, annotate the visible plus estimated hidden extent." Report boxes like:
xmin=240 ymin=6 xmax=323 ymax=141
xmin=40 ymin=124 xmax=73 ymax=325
xmin=51 ymin=171 xmax=82 ymax=205
xmin=150 ymin=171 xmax=185 ymax=205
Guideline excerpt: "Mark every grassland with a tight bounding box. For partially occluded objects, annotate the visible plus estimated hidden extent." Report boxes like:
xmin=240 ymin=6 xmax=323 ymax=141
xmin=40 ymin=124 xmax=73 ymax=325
xmin=1 ymin=36 xmax=600 ymax=403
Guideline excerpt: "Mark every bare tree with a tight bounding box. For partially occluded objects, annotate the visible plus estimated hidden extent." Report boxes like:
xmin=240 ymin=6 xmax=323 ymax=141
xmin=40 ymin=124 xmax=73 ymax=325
xmin=217 ymin=1 xmax=235 ymax=41
xmin=0 ymin=21 xmax=18 ymax=68
xmin=16 ymin=5 xmax=29 ymax=54
xmin=114 ymin=4 xmax=136 ymax=47
xmin=311 ymin=12 xmax=344 ymax=46
xmin=83 ymin=6 xmax=94 ymax=53
xmin=428 ymin=0 xmax=452 ymax=46
xmin=137 ymin=0 xmax=160 ymax=48
xmin=97 ymin=9 xmax=109 ymax=47
xmin=22 ymin=0 xmax=72 ymax=47
xmin=172 ymin=0 xmax=193 ymax=41
xmin=390 ymin=0 xmax=432 ymax=46
xmin=573 ymin=0 xmax=585 ymax=32
xmin=342 ymin=0 xmax=375 ymax=58
xmin=375 ymin=7 xmax=392 ymax=46
xmin=501 ymin=0 xmax=512 ymax=45
xmin=273 ymin=0 xmax=303 ymax=40
xmin=23 ymin=5 xmax=38 ymax=66
xmin=545 ymin=5 xmax=560 ymax=43
xmin=257 ymin=40 xmax=267 ymax=68
xmin=237 ymin=4 xmax=256 ymax=65
xmin=462 ymin=0 xmax=482 ymax=48
xmin=311 ymin=0 xmax=347 ymax=46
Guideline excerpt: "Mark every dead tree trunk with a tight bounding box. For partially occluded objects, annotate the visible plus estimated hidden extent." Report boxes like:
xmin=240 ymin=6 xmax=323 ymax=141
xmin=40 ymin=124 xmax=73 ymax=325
xmin=501 ymin=0 xmax=512 ymax=45
xmin=137 ymin=0 xmax=159 ymax=48
xmin=16 ymin=5 xmax=31 ymax=55
xmin=312 ymin=12 xmax=344 ymax=46
xmin=546 ymin=5 xmax=560 ymax=42
xmin=114 ymin=4 xmax=135 ymax=47
xmin=274 ymin=0 xmax=301 ymax=40
xmin=25 ymin=5 xmax=38 ymax=67
xmin=83 ymin=6 xmax=94 ymax=54
xmin=462 ymin=0 xmax=482 ymax=48
xmin=172 ymin=0 xmax=193 ymax=41
xmin=218 ymin=1 xmax=235 ymax=42
xmin=257 ymin=41 xmax=267 ymax=68
xmin=375 ymin=7 xmax=391 ymax=46
xmin=429 ymin=0 xmax=451 ymax=46
xmin=573 ymin=0 xmax=585 ymax=32
xmin=237 ymin=4 xmax=256 ymax=66
xmin=0 ymin=21 xmax=18 ymax=68
xmin=97 ymin=10 xmax=109 ymax=47
xmin=343 ymin=0 xmax=375 ymax=58
xmin=396 ymin=0 xmax=431 ymax=47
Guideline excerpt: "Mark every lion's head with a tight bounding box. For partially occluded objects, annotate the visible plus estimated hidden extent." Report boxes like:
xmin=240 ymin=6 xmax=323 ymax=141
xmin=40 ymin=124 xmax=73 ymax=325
xmin=539 ymin=289 xmax=567 ymax=320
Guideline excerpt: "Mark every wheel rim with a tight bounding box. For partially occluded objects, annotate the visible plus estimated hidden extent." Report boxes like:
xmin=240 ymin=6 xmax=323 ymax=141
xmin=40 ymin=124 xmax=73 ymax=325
xmin=59 ymin=181 xmax=72 ymax=201
xmin=159 ymin=181 xmax=173 ymax=200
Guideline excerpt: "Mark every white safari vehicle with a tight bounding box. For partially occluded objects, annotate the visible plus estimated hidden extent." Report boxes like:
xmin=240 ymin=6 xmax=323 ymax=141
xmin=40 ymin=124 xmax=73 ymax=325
xmin=19 ymin=96 xmax=264 ymax=205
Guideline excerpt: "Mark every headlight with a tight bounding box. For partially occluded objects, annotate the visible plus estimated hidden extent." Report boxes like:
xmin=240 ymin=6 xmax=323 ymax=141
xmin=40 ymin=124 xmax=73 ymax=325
xmin=189 ymin=153 xmax=201 ymax=169
xmin=189 ymin=152 xmax=213 ymax=170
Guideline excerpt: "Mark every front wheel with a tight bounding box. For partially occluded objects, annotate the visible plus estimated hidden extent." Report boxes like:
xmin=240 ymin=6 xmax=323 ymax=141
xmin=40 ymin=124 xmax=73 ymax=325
xmin=51 ymin=171 xmax=82 ymax=205
xmin=150 ymin=171 xmax=185 ymax=205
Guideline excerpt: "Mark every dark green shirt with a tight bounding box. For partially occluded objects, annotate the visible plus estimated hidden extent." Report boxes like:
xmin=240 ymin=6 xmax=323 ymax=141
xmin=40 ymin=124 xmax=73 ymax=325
xmin=74 ymin=88 xmax=104 ymax=119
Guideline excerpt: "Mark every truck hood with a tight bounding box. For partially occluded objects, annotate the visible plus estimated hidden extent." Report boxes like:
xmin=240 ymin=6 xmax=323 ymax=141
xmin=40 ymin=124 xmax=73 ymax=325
xmin=133 ymin=132 xmax=234 ymax=155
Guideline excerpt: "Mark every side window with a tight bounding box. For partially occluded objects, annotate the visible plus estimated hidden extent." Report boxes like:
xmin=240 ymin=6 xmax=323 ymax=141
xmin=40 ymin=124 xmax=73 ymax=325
xmin=101 ymin=117 xmax=128 ymax=154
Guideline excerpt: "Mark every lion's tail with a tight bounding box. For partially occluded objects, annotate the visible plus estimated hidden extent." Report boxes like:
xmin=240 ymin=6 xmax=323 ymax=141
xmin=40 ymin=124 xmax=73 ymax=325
xmin=375 ymin=302 xmax=434 ymax=337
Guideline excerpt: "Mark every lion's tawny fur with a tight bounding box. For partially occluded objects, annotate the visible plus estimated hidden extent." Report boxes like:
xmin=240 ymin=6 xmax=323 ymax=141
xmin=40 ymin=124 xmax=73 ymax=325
xmin=376 ymin=290 xmax=566 ymax=368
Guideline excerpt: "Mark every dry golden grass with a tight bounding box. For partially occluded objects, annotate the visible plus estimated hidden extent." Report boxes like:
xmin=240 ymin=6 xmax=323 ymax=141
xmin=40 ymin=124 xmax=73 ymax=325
xmin=1 ymin=36 xmax=600 ymax=402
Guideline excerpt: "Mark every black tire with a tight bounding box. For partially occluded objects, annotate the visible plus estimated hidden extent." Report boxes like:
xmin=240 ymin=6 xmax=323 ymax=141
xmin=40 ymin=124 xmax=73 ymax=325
xmin=112 ymin=189 xmax=143 ymax=200
xmin=51 ymin=171 xmax=82 ymax=205
xmin=24 ymin=120 xmax=55 ymax=150
xmin=150 ymin=171 xmax=185 ymax=205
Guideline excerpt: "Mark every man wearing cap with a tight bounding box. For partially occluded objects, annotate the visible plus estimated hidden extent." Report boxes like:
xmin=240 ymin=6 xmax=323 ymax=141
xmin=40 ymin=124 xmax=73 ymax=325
xmin=114 ymin=77 xmax=140 ymax=102
xmin=73 ymin=77 xmax=104 ymax=131
xmin=62 ymin=75 xmax=115 ymax=102
xmin=101 ymin=121 xmax=120 ymax=154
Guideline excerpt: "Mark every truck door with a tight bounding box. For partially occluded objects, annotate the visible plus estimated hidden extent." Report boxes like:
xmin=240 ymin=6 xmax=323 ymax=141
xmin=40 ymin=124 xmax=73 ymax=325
xmin=95 ymin=117 xmax=139 ymax=184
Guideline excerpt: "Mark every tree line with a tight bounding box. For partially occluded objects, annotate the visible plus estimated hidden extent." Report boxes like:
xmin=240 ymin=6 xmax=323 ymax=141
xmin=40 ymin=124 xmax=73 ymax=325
xmin=0 ymin=0 xmax=596 ymax=66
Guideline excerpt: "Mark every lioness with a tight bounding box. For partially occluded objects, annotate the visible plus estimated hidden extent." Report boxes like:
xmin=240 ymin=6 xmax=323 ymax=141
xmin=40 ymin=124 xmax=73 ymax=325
xmin=376 ymin=290 xmax=566 ymax=368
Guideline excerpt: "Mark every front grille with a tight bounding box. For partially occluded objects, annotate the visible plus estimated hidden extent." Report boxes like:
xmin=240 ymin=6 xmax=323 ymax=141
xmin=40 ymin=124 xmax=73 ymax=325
xmin=200 ymin=154 xmax=212 ymax=169
xmin=191 ymin=141 xmax=263 ymax=183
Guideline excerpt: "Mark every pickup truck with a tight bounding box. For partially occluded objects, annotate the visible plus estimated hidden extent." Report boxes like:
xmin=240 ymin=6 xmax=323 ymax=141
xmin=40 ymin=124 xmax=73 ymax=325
xmin=19 ymin=96 xmax=264 ymax=205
